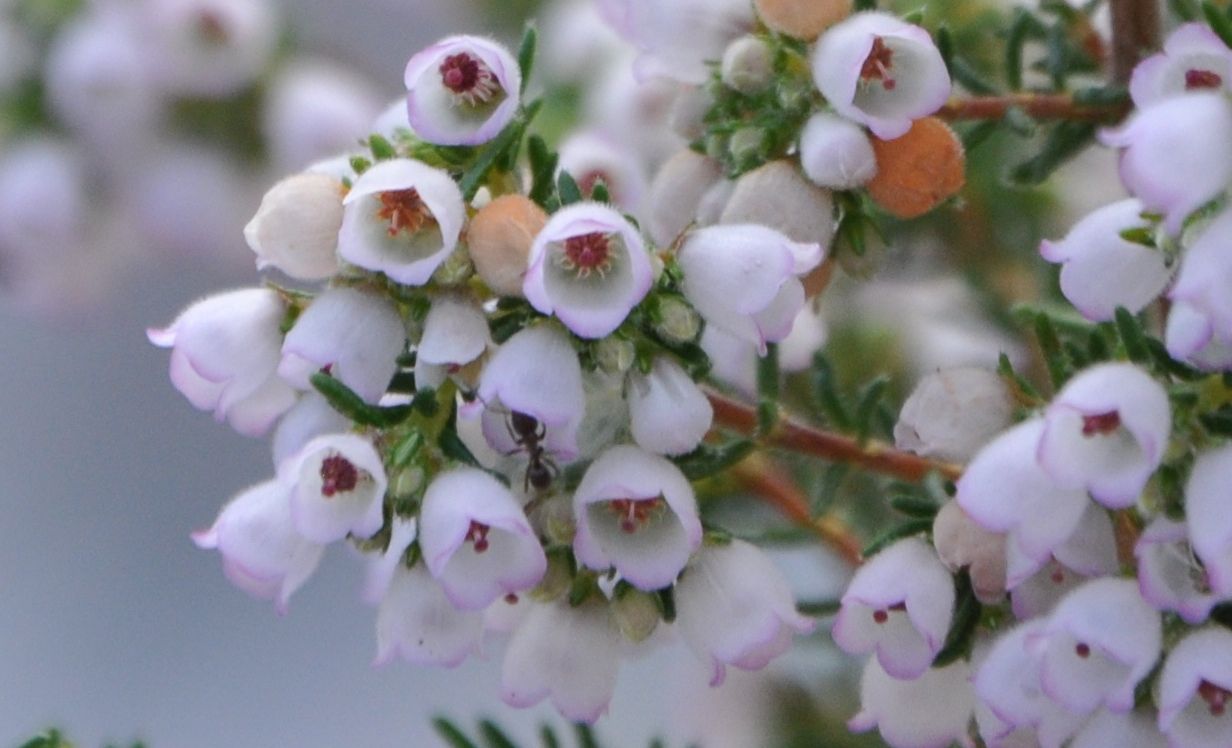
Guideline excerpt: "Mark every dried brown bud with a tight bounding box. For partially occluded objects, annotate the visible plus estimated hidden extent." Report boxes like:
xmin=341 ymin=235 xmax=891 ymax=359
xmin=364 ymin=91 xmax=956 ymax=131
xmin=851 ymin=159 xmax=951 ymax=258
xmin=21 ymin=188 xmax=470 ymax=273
xmin=867 ymin=117 xmax=965 ymax=219
xmin=466 ymin=194 xmax=547 ymax=296
xmin=754 ymin=0 xmax=853 ymax=41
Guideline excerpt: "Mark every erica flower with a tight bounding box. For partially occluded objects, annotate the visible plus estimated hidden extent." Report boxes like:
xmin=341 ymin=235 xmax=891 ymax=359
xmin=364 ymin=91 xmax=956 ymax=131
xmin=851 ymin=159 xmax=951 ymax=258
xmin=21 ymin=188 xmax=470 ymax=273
xmin=500 ymin=599 xmax=622 ymax=723
xmin=1169 ymin=206 xmax=1232 ymax=351
xmin=523 ymin=203 xmax=653 ymax=339
xmin=418 ymin=468 xmax=546 ymax=610
xmin=849 ymin=657 xmax=975 ymax=748
xmin=598 ymin=0 xmax=755 ymax=84
xmin=678 ymin=224 xmax=824 ymax=354
xmin=374 ymin=563 xmax=483 ymax=667
xmin=1157 ymin=627 xmax=1232 ymax=748
xmin=361 ymin=515 xmax=417 ymax=605
xmin=832 ymin=537 xmax=955 ymax=679
xmin=810 ymin=11 xmax=951 ymax=140
xmin=626 ymin=356 xmax=713 ymax=456
xmin=414 ymin=294 xmax=489 ymax=391
xmin=476 ymin=325 xmax=587 ymax=462
xmin=1039 ymin=199 xmax=1172 ymax=322
xmin=1130 ymin=23 xmax=1232 ymax=107
xmin=798 ymin=112 xmax=878 ymax=190
xmin=674 ymin=539 xmax=816 ymax=686
xmin=646 ymin=150 xmax=724 ymax=246
xmin=192 ymin=479 xmax=325 ymax=614
xmin=1135 ymin=517 xmax=1224 ymax=624
xmin=1037 ymin=363 xmax=1170 ymax=508
xmin=280 ymin=433 xmax=387 ymax=544
xmin=244 ymin=172 xmax=345 ymax=281
xmin=148 ymin=287 xmax=296 ymax=436
xmin=141 ymin=0 xmax=277 ymax=98
xmin=931 ymin=500 xmax=1007 ymax=604
xmin=337 ymin=158 xmax=465 ymax=285
xmin=403 ymin=35 xmax=521 ymax=146
xmin=278 ymin=287 xmax=406 ymax=404
xmin=572 ymin=445 xmax=701 ymax=590
xmin=1100 ymin=92 xmax=1232 ymax=234
xmin=894 ymin=366 xmax=1014 ymax=464
xmin=1165 ymin=301 xmax=1232 ymax=371
xmin=1185 ymin=445 xmax=1232 ymax=597
xmin=1010 ymin=504 xmax=1118 ymax=619
xmin=557 ymin=132 xmax=648 ymax=213
xmin=270 ymin=392 xmax=349 ymax=469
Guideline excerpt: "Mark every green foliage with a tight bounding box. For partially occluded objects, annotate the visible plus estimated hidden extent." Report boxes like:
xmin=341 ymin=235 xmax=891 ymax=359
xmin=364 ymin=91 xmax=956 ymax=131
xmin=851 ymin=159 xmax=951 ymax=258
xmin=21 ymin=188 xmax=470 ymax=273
xmin=932 ymin=570 xmax=984 ymax=668
xmin=310 ymin=372 xmax=414 ymax=428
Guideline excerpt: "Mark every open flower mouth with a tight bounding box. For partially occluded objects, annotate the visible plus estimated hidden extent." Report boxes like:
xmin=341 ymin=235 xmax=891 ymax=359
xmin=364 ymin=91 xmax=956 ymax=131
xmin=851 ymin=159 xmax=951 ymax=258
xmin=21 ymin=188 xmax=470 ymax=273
xmin=555 ymin=231 xmax=620 ymax=279
xmin=1186 ymin=68 xmax=1224 ymax=90
xmin=860 ymin=36 xmax=897 ymax=91
xmin=606 ymin=496 xmax=667 ymax=534
xmin=319 ymin=454 xmax=360 ymax=497
xmin=376 ymin=188 xmax=438 ymax=238
xmin=439 ymin=51 xmax=503 ymax=108
xmin=1081 ymin=410 xmax=1122 ymax=437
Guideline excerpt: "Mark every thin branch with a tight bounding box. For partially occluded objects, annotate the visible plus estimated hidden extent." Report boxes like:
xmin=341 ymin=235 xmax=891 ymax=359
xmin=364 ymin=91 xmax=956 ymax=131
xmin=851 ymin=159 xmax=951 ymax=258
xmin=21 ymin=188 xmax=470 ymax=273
xmin=1109 ymin=0 xmax=1162 ymax=84
xmin=707 ymin=390 xmax=964 ymax=483
xmin=936 ymin=93 xmax=1129 ymax=122
xmin=731 ymin=457 xmax=864 ymax=565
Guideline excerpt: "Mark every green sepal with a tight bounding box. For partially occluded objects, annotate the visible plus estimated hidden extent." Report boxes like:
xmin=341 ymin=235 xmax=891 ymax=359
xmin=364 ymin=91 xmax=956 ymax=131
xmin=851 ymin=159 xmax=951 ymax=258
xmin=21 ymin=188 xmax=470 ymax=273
xmin=310 ymin=372 xmax=413 ymax=428
xmin=931 ymin=570 xmax=983 ymax=668
xmin=516 ymin=23 xmax=537 ymax=95
xmin=670 ymin=439 xmax=755 ymax=481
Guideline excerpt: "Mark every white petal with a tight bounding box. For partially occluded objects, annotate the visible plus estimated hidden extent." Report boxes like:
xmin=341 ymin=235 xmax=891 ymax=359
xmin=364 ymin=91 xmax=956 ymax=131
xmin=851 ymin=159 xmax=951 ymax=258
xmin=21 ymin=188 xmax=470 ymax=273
xmin=1186 ymin=445 xmax=1232 ymax=596
xmin=418 ymin=294 xmax=489 ymax=367
xmin=374 ymin=564 xmax=482 ymax=667
xmin=627 ymin=357 xmax=713 ymax=455
xmin=849 ymin=657 xmax=975 ymax=748
xmin=799 ymin=112 xmax=877 ymax=190
xmin=283 ymin=433 xmax=388 ymax=544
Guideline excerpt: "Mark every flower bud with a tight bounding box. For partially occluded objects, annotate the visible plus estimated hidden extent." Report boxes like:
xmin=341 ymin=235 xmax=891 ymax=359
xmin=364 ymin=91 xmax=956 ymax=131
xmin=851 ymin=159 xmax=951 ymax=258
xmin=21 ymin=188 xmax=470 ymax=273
xmin=612 ymin=585 xmax=661 ymax=643
xmin=720 ymin=36 xmax=773 ymax=94
xmin=595 ymin=336 xmax=636 ymax=375
xmin=894 ymin=367 xmax=1013 ymax=463
xmin=467 ymin=194 xmax=548 ymax=297
xmin=244 ymin=172 xmax=344 ymax=281
xmin=647 ymin=150 xmax=724 ymax=246
xmin=654 ymin=296 xmax=702 ymax=344
xmin=720 ymin=160 xmax=835 ymax=249
xmin=755 ymin=0 xmax=852 ymax=41
xmin=798 ymin=112 xmax=877 ymax=190
xmin=867 ymin=117 xmax=965 ymax=219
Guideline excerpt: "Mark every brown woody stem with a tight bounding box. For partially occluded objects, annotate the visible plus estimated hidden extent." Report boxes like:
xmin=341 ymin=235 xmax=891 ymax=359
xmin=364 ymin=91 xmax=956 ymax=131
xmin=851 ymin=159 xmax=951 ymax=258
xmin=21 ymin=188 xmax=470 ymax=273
xmin=936 ymin=93 xmax=1130 ymax=122
xmin=707 ymin=390 xmax=964 ymax=483
xmin=1110 ymin=0 xmax=1162 ymax=84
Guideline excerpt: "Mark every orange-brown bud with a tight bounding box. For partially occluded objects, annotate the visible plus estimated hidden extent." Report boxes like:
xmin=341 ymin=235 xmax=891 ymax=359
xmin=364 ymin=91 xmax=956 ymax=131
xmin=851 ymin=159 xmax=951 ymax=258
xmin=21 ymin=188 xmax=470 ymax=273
xmin=867 ymin=117 xmax=965 ymax=219
xmin=466 ymin=194 xmax=547 ymax=297
xmin=754 ymin=0 xmax=852 ymax=41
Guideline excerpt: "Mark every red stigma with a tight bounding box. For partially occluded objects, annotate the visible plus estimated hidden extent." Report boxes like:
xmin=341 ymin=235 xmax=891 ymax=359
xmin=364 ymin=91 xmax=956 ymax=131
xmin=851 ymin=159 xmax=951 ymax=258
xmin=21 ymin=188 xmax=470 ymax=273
xmin=504 ymin=593 xmax=519 ymax=605
xmin=873 ymin=610 xmax=889 ymax=624
xmin=1186 ymin=69 xmax=1223 ymax=90
xmin=1075 ymin=642 xmax=1091 ymax=659
xmin=1199 ymin=680 xmax=1231 ymax=716
xmin=440 ymin=53 xmax=481 ymax=94
xmin=466 ymin=521 xmax=491 ymax=553
xmin=320 ymin=455 xmax=359 ymax=497
xmin=563 ymin=232 xmax=613 ymax=276
xmin=1082 ymin=411 xmax=1121 ymax=437
xmin=196 ymin=11 xmax=229 ymax=44
xmin=860 ymin=36 xmax=897 ymax=91
xmin=376 ymin=188 xmax=433 ymax=237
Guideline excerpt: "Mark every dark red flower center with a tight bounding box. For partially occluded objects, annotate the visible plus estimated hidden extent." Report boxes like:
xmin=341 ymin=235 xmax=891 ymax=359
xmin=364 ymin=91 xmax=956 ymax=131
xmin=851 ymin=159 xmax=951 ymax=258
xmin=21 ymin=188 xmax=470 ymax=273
xmin=1082 ymin=410 xmax=1121 ymax=437
xmin=872 ymin=601 xmax=907 ymax=624
xmin=438 ymin=52 xmax=501 ymax=105
xmin=608 ymin=497 xmax=665 ymax=534
xmin=376 ymin=188 xmax=434 ymax=237
xmin=1199 ymin=679 xmax=1231 ymax=716
xmin=1075 ymin=642 xmax=1091 ymax=659
xmin=320 ymin=455 xmax=359 ymax=497
xmin=860 ymin=36 xmax=897 ymax=91
xmin=560 ymin=232 xmax=614 ymax=278
xmin=196 ymin=11 xmax=229 ymax=44
xmin=466 ymin=520 xmax=491 ymax=553
xmin=1186 ymin=69 xmax=1223 ymax=90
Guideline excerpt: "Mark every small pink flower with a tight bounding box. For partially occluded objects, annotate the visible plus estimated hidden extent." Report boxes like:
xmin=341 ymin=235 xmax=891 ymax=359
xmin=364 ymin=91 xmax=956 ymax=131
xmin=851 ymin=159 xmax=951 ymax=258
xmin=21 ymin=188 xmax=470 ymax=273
xmin=148 ymin=287 xmax=296 ymax=436
xmin=832 ymin=538 xmax=955 ymax=680
xmin=626 ymin=356 xmax=713 ymax=456
xmin=523 ymin=203 xmax=653 ymax=339
xmin=1169 ymin=206 xmax=1232 ymax=352
xmin=810 ymin=11 xmax=951 ymax=140
xmin=1039 ymin=199 xmax=1172 ymax=322
xmin=678 ymin=224 xmax=823 ymax=354
xmin=932 ymin=500 xmax=1007 ymax=604
xmin=374 ymin=563 xmax=483 ymax=668
xmin=1031 ymin=578 xmax=1161 ymax=714
xmin=141 ymin=0 xmax=277 ymax=98
xmin=414 ymin=294 xmax=489 ymax=390
xmin=192 ymin=479 xmax=325 ymax=614
xmin=418 ymin=468 xmax=546 ymax=610
xmin=1157 ymin=627 xmax=1232 ymax=748
xmin=849 ymin=656 xmax=975 ymax=748
xmin=1185 ymin=445 xmax=1232 ymax=597
xmin=403 ymin=35 xmax=521 ymax=146
xmin=674 ymin=539 xmax=816 ymax=687
xmin=1131 ymin=23 xmax=1232 ymax=107
xmin=895 ymin=366 xmax=1015 ymax=464
xmin=1010 ymin=504 xmax=1118 ymax=618
xmin=1037 ymin=363 xmax=1170 ymax=508
xmin=280 ymin=433 xmax=387 ymax=544
xmin=1100 ymin=93 xmax=1232 ymax=234
xmin=572 ymin=445 xmax=701 ymax=590
xmin=337 ymin=158 xmax=466 ymax=286
xmin=557 ymin=132 xmax=648 ymax=213
xmin=798 ymin=112 xmax=878 ymax=190
xmin=500 ymin=600 xmax=622 ymax=723
xmin=278 ymin=287 xmax=406 ymax=405
xmin=1135 ymin=516 xmax=1224 ymax=624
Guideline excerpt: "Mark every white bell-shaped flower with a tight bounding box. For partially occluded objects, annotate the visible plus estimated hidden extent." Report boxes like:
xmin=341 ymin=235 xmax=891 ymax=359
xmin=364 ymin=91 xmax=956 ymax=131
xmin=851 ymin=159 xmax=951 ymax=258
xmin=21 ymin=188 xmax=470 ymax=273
xmin=280 ymin=433 xmax=387 ymax=544
xmin=403 ymin=35 xmax=521 ymax=146
xmin=678 ymin=224 xmax=823 ymax=354
xmin=337 ymin=158 xmax=465 ymax=286
xmin=278 ymin=287 xmax=406 ymax=404
xmin=832 ymin=537 xmax=954 ymax=679
xmin=414 ymin=294 xmax=489 ymax=390
xmin=361 ymin=515 xmax=417 ymax=605
xmin=374 ymin=563 xmax=483 ymax=668
xmin=557 ymin=132 xmax=647 ymax=213
xmin=894 ymin=366 xmax=1014 ymax=463
xmin=1100 ymin=93 xmax=1232 ymax=234
xmin=719 ymin=160 xmax=836 ymax=250
xmin=1166 ymin=301 xmax=1232 ymax=371
xmin=1131 ymin=23 xmax=1232 ymax=107
xmin=476 ymin=324 xmax=586 ymax=461
xmin=261 ymin=60 xmax=383 ymax=172
xmin=646 ymin=150 xmax=724 ymax=246
xmin=1009 ymin=504 xmax=1118 ymax=618
xmin=1186 ymin=445 xmax=1232 ymax=597
xmin=849 ymin=657 xmax=975 ymax=748
xmin=1039 ymin=199 xmax=1172 ymax=322
xmin=626 ymin=356 xmax=713 ymax=456
xmin=798 ymin=112 xmax=878 ymax=190
xmin=932 ymin=500 xmax=1007 ymax=604
xmin=810 ymin=11 xmax=951 ymax=140
xmin=597 ymin=0 xmax=756 ymax=84
xmin=1169 ymin=206 xmax=1232 ymax=349
xmin=523 ymin=202 xmax=654 ymax=339
xmin=1157 ymin=627 xmax=1232 ymax=748
xmin=572 ymin=445 xmax=701 ymax=590
xmin=140 ymin=0 xmax=277 ymax=97
xmin=192 ymin=479 xmax=325 ymax=614
xmin=1135 ymin=516 xmax=1224 ymax=624
xmin=148 ymin=288 xmax=296 ymax=436
xmin=1037 ymin=363 xmax=1170 ymax=508
xmin=500 ymin=600 xmax=622 ymax=723
xmin=419 ymin=468 xmax=546 ymax=610
xmin=1032 ymin=578 xmax=1161 ymax=714
xmin=244 ymin=172 xmax=344 ymax=281
xmin=674 ymin=539 xmax=816 ymax=686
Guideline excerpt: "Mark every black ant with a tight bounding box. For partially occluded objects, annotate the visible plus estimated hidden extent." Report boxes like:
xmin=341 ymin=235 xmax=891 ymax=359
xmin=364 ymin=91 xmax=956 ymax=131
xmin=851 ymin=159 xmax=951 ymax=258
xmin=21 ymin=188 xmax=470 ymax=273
xmin=506 ymin=410 xmax=558 ymax=493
